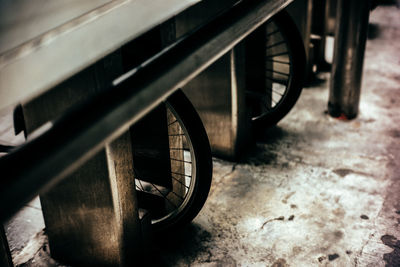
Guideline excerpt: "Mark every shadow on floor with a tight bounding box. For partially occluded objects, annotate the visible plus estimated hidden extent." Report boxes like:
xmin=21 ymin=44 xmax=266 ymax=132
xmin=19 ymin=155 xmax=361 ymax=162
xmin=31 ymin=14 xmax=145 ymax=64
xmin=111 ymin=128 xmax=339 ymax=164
xmin=144 ymin=223 xmax=213 ymax=266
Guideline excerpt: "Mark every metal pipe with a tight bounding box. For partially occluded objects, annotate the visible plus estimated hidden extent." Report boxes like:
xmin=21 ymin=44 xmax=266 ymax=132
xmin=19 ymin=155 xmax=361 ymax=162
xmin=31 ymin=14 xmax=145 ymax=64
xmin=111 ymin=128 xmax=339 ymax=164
xmin=328 ymin=0 xmax=371 ymax=119
xmin=0 ymin=0 xmax=293 ymax=223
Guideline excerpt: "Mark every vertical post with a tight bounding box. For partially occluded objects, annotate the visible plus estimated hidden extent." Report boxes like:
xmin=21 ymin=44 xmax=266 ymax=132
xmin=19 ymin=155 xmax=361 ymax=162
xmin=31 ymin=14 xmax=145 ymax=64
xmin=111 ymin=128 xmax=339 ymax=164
xmin=183 ymin=51 xmax=250 ymax=160
xmin=21 ymin=51 xmax=144 ymax=266
xmin=1 ymin=226 xmax=13 ymax=267
xmin=311 ymin=0 xmax=331 ymax=71
xmin=106 ymin=132 xmax=143 ymax=267
xmin=328 ymin=0 xmax=371 ymax=119
xmin=286 ymin=0 xmax=313 ymax=82
xmin=326 ymin=0 xmax=337 ymax=36
xmin=177 ymin=0 xmax=252 ymax=160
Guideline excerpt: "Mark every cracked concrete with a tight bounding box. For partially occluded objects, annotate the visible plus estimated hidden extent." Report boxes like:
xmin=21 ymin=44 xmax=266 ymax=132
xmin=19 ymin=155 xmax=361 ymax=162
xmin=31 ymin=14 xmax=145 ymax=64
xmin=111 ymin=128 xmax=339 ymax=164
xmin=148 ymin=5 xmax=400 ymax=266
xmin=1 ymin=4 xmax=400 ymax=267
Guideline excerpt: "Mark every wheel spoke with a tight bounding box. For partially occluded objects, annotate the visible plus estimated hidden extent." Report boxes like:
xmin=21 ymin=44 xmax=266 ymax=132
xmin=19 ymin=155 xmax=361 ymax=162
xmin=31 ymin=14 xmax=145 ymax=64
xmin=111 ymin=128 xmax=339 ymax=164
xmin=266 ymin=59 xmax=291 ymax=65
xmin=171 ymin=175 xmax=190 ymax=189
xmin=266 ymin=28 xmax=280 ymax=37
xmin=167 ymin=119 xmax=178 ymax=126
xmin=171 ymin=171 xmax=192 ymax=178
xmin=170 ymin=158 xmax=192 ymax=164
xmin=266 ymin=51 xmax=289 ymax=58
xmin=266 ymin=77 xmax=288 ymax=86
xmin=266 ymin=40 xmax=286 ymax=49
xmin=168 ymin=133 xmax=185 ymax=137
xmin=265 ymin=69 xmax=290 ymax=76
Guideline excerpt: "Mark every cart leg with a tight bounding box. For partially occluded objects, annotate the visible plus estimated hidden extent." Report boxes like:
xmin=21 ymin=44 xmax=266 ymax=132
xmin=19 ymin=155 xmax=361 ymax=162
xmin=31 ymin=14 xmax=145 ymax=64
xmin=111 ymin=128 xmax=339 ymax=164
xmin=21 ymin=52 xmax=144 ymax=266
xmin=183 ymin=46 xmax=251 ymax=160
xmin=1 ymin=226 xmax=13 ymax=267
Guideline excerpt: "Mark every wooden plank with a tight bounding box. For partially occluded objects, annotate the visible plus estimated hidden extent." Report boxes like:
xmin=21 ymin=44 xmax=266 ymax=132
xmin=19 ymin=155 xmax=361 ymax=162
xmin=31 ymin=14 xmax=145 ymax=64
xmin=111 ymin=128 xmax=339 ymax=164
xmin=0 ymin=0 xmax=200 ymax=110
xmin=0 ymin=0 xmax=112 ymax=54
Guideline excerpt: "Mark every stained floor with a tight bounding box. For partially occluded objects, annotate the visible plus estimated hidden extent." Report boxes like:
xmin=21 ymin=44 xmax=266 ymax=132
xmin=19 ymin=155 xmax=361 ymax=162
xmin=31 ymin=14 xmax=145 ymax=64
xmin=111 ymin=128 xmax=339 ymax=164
xmin=2 ymin=4 xmax=400 ymax=267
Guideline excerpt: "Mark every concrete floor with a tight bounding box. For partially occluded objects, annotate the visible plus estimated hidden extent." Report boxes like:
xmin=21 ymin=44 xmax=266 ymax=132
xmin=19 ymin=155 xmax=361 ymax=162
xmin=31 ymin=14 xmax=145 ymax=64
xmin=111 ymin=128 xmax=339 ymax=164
xmin=1 ymin=4 xmax=400 ymax=267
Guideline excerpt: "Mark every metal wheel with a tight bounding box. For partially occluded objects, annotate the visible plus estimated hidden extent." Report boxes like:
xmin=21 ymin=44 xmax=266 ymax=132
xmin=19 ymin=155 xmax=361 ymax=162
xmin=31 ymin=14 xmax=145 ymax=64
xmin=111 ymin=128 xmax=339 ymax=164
xmin=131 ymin=90 xmax=212 ymax=232
xmin=247 ymin=10 xmax=306 ymax=128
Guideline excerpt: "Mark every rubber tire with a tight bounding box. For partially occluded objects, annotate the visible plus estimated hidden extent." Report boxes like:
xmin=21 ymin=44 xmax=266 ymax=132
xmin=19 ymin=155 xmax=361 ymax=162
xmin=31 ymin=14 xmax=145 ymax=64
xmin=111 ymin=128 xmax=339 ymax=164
xmin=252 ymin=9 xmax=306 ymax=129
xmin=152 ymin=89 xmax=212 ymax=232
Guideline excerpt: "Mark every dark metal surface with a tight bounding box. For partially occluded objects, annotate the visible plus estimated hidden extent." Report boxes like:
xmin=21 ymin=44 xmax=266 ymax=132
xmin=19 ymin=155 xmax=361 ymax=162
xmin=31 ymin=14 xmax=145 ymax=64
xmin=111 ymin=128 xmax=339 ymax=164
xmin=0 ymin=0 xmax=293 ymax=223
xmin=0 ymin=144 xmax=16 ymax=153
xmin=328 ymin=0 xmax=372 ymax=119
xmin=0 ymin=226 xmax=13 ymax=267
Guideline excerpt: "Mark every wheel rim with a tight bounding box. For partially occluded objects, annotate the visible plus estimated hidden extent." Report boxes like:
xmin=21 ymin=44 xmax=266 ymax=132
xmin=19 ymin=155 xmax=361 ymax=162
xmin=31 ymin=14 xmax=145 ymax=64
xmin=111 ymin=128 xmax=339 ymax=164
xmin=133 ymin=101 xmax=197 ymax=225
xmin=247 ymin=15 xmax=295 ymax=121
